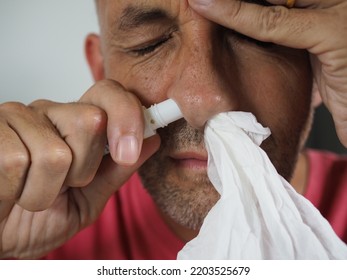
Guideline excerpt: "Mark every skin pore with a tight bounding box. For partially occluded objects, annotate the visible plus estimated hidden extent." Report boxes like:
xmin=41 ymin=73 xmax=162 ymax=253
xmin=90 ymin=0 xmax=314 ymax=241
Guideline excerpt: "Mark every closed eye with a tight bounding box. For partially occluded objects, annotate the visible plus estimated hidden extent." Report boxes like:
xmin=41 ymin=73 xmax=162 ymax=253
xmin=128 ymin=33 xmax=173 ymax=57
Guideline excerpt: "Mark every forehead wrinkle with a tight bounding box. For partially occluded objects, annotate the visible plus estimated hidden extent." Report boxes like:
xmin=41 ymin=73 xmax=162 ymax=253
xmin=118 ymin=5 xmax=175 ymax=31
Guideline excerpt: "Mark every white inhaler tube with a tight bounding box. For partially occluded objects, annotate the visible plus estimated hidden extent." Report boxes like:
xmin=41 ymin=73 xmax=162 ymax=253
xmin=143 ymin=99 xmax=183 ymax=138
xmin=104 ymin=99 xmax=183 ymax=154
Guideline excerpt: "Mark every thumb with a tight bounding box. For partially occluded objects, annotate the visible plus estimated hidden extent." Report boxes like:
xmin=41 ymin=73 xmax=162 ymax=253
xmin=81 ymin=135 xmax=161 ymax=208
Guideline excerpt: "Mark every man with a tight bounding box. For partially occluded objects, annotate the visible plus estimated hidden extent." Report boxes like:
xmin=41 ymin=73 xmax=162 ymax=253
xmin=0 ymin=0 xmax=346 ymax=259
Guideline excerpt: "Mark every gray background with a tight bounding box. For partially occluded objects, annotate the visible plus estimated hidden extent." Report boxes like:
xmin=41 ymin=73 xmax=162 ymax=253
xmin=0 ymin=0 xmax=97 ymax=103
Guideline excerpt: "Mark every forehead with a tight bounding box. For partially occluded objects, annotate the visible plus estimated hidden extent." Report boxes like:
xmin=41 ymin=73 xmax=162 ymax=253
xmin=97 ymin=0 xmax=190 ymax=43
xmin=98 ymin=0 xmax=268 ymax=30
xmin=99 ymin=0 xmax=184 ymax=22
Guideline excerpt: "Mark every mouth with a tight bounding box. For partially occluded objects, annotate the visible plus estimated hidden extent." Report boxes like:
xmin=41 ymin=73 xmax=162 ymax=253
xmin=170 ymin=151 xmax=208 ymax=169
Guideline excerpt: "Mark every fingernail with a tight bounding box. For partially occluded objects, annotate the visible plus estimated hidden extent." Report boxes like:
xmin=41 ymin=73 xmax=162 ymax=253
xmin=189 ymin=0 xmax=211 ymax=6
xmin=116 ymin=135 xmax=139 ymax=165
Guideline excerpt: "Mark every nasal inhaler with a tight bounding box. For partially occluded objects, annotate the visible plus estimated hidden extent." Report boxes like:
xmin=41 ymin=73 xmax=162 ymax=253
xmin=104 ymin=99 xmax=183 ymax=154
xmin=143 ymin=99 xmax=183 ymax=138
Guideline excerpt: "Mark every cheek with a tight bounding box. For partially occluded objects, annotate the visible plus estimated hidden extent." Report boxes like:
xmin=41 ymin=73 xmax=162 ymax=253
xmin=232 ymin=47 xmax=312 ymax=179
xmin=105 ymin=52 xmax=177 ymax=107
xmin=234 ymin=48 xmax=312 ymax=132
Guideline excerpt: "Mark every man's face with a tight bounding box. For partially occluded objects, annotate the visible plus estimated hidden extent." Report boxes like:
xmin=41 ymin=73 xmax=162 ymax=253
xmin=96 ymin=0 xmax=313 ymax=231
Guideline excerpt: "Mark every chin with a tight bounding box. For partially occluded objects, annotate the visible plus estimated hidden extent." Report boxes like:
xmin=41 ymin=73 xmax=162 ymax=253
xmin=139 ymin=156 xmax=220 ymax=231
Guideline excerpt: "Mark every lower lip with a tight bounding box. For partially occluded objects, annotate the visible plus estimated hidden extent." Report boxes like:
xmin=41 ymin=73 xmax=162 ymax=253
xmin=171 ymin=158 xmax=208 ymax=169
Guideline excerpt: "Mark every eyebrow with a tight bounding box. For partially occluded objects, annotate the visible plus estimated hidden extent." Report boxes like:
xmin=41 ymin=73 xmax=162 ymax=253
xmin=118 ymin=5 xmax=175 ymax=31
xmin=116 ymin=1 xmax=269 ymax=32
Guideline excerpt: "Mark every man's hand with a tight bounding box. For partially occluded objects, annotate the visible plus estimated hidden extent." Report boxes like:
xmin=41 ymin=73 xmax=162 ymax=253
xmin=189 ymin=0 xmax=347 ymax=147
xmin=0 ymin=80 xmax=160 ymax=259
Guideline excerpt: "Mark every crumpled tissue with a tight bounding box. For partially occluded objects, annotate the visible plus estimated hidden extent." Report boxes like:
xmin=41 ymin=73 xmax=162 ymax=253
xmin=177 ymin=112 xmax=347 ymax=259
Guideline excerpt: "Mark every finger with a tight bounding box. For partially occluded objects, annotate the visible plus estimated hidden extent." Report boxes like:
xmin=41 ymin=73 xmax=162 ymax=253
xmin=80 ymin=135 xmax=161 ymax=217
xmin=0 ymin=201 xmax=15 ymax=222
xmin=80 ymin=80 xmax=145 ymax=166
xmin=267 ymin=0 xmax=325 ymax=8
xmin=0 ymin=102 xmax=72 ymax=211
xmin=0 ymin=113 xmax=29 ymax=200
xmin=31 ymin=100 xmax=108 ymax=187
xmin=188 ymin=0 xmax=340 ymax=52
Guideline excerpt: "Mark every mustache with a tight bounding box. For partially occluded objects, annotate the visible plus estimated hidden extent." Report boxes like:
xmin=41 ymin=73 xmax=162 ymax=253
xmin=156 ymin=119 xmax=205 ymax=152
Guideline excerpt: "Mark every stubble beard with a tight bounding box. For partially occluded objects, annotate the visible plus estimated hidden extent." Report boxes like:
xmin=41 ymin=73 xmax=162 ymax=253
xmin=139 ymin=120 xmax=219 ymax=230
xmin=138 ymin=116 xmax=306 ymax=231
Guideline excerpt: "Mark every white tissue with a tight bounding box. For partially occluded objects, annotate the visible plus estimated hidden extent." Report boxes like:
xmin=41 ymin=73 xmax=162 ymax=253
xmin=177 ymin=112 xmax=347 ymax=259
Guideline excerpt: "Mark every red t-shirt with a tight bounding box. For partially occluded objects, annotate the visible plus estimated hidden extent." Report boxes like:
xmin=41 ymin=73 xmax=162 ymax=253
xmin=46 ymin=149 xmax=347 ymax=259
xmin=304 ymin=149 xmax=347 ymax=242
xmin=46 ymin=173 xmax=185 ymax=260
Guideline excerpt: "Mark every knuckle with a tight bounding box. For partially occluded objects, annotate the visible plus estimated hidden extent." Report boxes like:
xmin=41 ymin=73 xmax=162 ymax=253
xmin=0 ymin=102 xmax=27 ymax=115
xmin=260 ymin=6 xmax=288 ymax=36
xmin=0 ymin=151 xmax=29 ymax=199
xmin=78 ymin=106 xmax=107 ymax=135
xmin=86 ymin=79 xmax=123 ymax=98
xmin=0 ymin=151 xmax=30 ymax=173
xmin=38 ymin=144 xmax=72 ymax=173
xmin=95 ymin=79 xmax=122 ymax=90
xmin=226 ymin=0 xmax=242 ymax=21
xmin=28 ymin=99 xmax=53 ymax=109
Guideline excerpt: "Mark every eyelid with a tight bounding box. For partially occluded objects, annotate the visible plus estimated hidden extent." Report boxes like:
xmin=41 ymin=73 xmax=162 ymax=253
xmin=125 ymin=27 xmax=178 ymax=56
xmin=130 ymin=36 xmax=172 ymax=56
xmin=127 ymin=33 xmax=170 ymax=52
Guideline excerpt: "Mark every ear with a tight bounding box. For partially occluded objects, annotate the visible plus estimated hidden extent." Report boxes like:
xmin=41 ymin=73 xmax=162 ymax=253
xmin=85 ymin=34 xmax=105 ymax=81
xmin=312 ymin=80 xmax=322 ymax=108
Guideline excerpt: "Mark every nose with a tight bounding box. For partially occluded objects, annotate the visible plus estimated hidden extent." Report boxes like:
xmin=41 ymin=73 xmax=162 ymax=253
xmin=167 ymin=28 xmax=237 ymax=129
